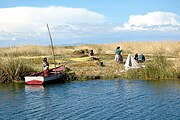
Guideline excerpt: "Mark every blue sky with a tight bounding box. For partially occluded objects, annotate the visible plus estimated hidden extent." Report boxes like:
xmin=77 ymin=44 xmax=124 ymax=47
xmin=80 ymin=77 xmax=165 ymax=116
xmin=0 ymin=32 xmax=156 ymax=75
xmin=0 ymin=0 xmax=180 ymax=46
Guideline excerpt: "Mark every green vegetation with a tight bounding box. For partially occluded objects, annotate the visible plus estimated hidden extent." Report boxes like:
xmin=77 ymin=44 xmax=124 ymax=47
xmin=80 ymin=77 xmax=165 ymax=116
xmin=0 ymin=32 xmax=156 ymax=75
xmin=0 ymin=41 xmax=179 ymax=83
xmin=122 ymin=53 xmax=180 ymax=80
xmin=0 ymin=57 xmax=35 ymax=83
xmin=144 ymin=53 xmax=172 ymax=79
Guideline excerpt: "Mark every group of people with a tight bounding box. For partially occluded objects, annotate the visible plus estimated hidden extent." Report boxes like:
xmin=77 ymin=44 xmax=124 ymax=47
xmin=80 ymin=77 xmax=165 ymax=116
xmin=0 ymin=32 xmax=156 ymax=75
xmin=42 ymin=47 xmax=145 ymax=76
xmin=114 ymin=46 xmax=145 ymax=63
xmin=134 ymin=53 xmax=145 ymax=63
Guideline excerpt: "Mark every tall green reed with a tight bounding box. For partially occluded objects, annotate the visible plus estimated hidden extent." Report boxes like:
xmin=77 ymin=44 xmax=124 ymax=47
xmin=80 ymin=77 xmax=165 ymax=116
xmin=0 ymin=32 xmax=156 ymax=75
xmin=124 ymin=52 xmax=179 ymax=80
xmin=144 ymin=53 xmax=171 ymax=79
xmin=0 ymin=57 xmax=35 ymax=83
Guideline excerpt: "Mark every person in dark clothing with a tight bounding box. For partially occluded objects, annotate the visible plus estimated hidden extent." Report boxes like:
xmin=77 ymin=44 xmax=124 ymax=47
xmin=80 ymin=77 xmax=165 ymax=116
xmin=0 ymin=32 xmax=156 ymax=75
xmin=138 ymin=54 xmax=145 ymax=62
xmin=89 ymin=50 xmax=94 ymax=56
xmin=134 ymin=53 xmax=138 ymax=62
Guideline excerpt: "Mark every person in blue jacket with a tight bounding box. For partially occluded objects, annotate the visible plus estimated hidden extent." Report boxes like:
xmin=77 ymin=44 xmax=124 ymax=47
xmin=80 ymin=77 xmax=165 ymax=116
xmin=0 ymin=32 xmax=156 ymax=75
xmin=114 ymin=46 xmax=123 ymax=63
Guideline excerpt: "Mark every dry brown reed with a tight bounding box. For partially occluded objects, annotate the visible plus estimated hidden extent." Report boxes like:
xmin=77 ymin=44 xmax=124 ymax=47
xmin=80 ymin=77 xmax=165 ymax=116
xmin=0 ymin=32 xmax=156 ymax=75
xmin=76 ymin=41 xmax=180 ymax=56
xmin=0 ymin=41 xmax=179 ymax=57
xmin=0 ymin=45 xmax=49 ymax=57
xmin=0 ymin=41 xmax=179 ymax=81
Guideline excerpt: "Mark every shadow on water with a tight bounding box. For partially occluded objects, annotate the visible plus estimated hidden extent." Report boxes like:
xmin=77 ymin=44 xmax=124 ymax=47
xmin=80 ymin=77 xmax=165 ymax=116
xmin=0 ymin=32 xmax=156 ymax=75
xmin=114 ymin=79 xmax=180 ymax=91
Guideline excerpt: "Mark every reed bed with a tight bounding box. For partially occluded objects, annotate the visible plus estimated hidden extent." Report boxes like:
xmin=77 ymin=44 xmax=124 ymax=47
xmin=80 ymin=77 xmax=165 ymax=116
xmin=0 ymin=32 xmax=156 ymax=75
xmin=0 ymin=45 xmax=49 ymax=57
xmin=0 ymin=57 xmax=35 ymax=83
xmin=123 ymin=53 xmax=180 ymax=80
xmin=0 ymin=41 xmax=179 ymax=56
xmin=75 ymin=41 xmax=180 ymax=55
xmin=0 ymin=41 xmax=179 ymax=82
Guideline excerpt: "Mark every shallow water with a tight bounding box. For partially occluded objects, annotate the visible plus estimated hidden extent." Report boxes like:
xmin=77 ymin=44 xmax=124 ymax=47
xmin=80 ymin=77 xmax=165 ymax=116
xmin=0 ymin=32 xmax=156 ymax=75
xmin=0 ymin=79 xmax=179 ymax=120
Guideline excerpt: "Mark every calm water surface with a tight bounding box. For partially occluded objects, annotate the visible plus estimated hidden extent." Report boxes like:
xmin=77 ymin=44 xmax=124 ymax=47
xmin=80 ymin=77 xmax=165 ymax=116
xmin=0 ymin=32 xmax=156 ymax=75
xmin=0 ymin=79 xmax=180 ymax=120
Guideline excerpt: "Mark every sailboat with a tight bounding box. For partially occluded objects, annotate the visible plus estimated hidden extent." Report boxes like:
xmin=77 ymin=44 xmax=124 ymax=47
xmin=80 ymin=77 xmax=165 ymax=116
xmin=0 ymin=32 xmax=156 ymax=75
xmin=25 ymin=65 xmax=66 ymax=84
xmin=25 ymin=24 xmax=66 ymax=85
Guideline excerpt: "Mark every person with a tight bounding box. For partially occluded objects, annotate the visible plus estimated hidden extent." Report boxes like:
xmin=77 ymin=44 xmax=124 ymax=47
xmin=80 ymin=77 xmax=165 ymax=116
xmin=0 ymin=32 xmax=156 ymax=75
xmin=138 ymin=54 xmax=145 ymax=62
xmin=115 ymin=46 xmax=123 ymax=63
xmin=42 ymin=57 xmax=49 ymax=76
xmin=89 ymin=50 xmax=94 ymax=56
xmin=134 ymin=53 xmax=139 ymax=62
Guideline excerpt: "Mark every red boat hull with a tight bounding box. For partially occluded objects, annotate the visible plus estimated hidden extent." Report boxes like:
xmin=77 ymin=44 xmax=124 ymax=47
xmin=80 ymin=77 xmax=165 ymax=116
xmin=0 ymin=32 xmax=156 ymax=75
xmin=26 ymin=80 xmax=43 ymax=85
xmin=25 ymin=66 xmax=66 ymax=85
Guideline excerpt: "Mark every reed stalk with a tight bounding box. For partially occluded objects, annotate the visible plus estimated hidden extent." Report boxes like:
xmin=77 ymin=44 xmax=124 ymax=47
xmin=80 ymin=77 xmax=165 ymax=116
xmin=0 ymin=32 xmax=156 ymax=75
xmin=0 ymin=57 xmax=35 ymax=83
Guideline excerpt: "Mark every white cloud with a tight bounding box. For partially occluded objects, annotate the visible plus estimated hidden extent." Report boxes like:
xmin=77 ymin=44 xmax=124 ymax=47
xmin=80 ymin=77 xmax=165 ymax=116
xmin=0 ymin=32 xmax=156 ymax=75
xmin=0 ymin=6 xmax=106 ymax=41
xmin=114 ymin=11 xmax=180 ymax=31
xmin=0 ymin=8 xmax=179 ymax=46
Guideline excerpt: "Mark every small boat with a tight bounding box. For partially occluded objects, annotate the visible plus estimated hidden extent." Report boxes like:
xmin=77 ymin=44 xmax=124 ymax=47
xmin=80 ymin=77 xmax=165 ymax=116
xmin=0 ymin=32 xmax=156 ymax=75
xmin=25 ymin=24 xmax=67 ymax=85
xmin=25 ymin=65 xmax=66 ymax=85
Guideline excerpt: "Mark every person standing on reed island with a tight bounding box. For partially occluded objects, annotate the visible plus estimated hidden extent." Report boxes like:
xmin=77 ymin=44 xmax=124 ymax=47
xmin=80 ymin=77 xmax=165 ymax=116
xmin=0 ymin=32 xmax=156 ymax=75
xmin=42 ymin=57 xmax=49 ymax=76
xmin=115 ymin=46 xmax=123 ymax=63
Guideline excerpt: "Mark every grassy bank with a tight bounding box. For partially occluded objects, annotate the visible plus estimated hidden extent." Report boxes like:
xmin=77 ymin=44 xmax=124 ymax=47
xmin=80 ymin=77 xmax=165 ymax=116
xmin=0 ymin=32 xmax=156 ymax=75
xmin=0 ymin=57 xmax=35 ymax=83
xmin=0 ymin=41 xmax=179 ymax=83
xmin=122 ymin=53 xmax=180 ymax=80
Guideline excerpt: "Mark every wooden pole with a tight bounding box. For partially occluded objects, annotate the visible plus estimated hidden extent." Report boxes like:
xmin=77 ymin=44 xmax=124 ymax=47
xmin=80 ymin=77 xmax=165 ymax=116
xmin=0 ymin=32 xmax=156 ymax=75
xmin=46 ymin=24 xmax=57 ymax=74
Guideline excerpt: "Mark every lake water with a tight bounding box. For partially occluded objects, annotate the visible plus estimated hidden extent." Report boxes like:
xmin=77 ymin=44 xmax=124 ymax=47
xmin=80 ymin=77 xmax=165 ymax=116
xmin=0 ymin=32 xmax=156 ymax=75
xmin=0 ymin=79 xmax=179 ymax=120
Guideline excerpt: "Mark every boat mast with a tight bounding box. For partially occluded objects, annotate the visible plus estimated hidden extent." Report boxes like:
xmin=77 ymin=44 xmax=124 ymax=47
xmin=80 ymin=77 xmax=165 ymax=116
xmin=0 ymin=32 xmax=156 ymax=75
xmin=46 ymin=24 xmax=57 ymax=74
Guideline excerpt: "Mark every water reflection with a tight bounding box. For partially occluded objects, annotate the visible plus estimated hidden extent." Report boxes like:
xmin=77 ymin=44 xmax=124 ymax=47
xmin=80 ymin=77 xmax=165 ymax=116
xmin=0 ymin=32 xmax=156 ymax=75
xmin=0 ymin=83 xmax=24 ymax=92
xmin=144 ymin=80 xmax=180 ymax=92
xmin=24 ymin=85 xmax=50 ymax=119
xmin=25 ymin=85 xmax=45 ymax=92
xmin=24 ymin=85 xmax=48 ymax=99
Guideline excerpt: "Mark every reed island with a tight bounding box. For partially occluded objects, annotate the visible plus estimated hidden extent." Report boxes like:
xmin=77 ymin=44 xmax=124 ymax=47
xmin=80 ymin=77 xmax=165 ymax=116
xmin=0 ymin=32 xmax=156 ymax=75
xmin=0 ymin=41 xmax=179 ymax=83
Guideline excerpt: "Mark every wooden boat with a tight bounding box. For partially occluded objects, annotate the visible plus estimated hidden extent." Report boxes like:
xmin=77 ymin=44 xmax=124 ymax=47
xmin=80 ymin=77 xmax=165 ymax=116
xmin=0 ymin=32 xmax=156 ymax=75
xmin=25 ymin=65 xmax=66 ymax=85
xmin=25 ymin=24 xmax=67 ymax=85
